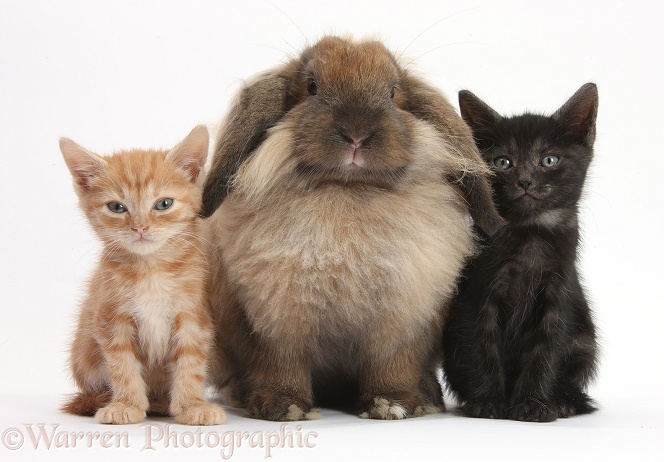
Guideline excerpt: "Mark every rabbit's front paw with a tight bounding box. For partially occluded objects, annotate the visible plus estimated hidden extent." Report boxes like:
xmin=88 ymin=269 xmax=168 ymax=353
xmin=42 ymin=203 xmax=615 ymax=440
xmin=247 ymin=391 xmax=320 ymax=421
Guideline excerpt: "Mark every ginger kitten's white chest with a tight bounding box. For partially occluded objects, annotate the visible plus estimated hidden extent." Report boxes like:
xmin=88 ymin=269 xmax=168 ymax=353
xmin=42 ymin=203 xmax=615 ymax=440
xmin=127 ymin=273 xmax=178 ymax=365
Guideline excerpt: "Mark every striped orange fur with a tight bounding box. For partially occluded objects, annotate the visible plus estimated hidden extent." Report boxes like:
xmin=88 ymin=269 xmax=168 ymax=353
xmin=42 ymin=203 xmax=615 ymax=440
xmin=60 ymin=126 xmax=225 ymax=425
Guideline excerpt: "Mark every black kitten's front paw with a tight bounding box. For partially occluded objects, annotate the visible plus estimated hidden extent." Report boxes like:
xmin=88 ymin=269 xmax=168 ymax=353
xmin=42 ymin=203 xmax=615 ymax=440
xmin=556 ymin=399 xmax=577 ymax=418
xmin=461 ymin=399 xmax=505 ymax=419
xmin=246 ymin=391 xmax=320 ymax=421
xmin=508 ymin=399 xmax=558 ymax=422
xmin=555 ymin=390 xmax=597 ymax=418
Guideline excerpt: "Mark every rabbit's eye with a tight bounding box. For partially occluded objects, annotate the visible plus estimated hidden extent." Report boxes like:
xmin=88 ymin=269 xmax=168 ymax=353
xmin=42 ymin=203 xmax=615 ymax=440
xmin=307 ymin=78 xmax=318 ymax=95
xmin=390 ymin=86 xmax=396 ymax=99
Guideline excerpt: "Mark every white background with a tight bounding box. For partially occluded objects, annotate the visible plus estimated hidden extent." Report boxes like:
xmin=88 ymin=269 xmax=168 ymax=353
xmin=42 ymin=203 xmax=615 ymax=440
xmin=1 ymin=0 xmax=662 ymax=460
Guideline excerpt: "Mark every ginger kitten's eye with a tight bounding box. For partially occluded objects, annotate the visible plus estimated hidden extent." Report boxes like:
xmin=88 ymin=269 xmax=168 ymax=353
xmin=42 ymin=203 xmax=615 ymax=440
xmin=154 ymin=198 xmax=174 ymax=210
xmin=307 ymin=78 xmax=318 ymax=96
xmin=107 ymin=202 xmax=127 ymax=213
xmin=541 ymin=155 xmax=560 ymax=168
xmin=493 ymin=157 xmax=512 ymax=170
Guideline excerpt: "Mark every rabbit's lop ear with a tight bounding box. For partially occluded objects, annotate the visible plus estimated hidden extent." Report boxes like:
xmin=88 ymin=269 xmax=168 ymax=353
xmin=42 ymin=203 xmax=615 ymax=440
xmin=202 ymin=67 xmax=296 ymax=218
xmin=397 ymin=71 xmax=506 ymax=236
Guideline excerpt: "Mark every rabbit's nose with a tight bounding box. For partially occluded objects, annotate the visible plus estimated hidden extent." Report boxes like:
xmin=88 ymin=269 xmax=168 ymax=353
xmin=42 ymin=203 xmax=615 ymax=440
xmin=339 ymin=130 xmax=373 ymax=148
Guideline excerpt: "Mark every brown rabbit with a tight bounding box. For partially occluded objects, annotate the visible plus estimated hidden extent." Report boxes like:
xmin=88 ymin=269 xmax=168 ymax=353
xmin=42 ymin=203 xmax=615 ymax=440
xmin=203 ymin=36 xmax=504 ymax=421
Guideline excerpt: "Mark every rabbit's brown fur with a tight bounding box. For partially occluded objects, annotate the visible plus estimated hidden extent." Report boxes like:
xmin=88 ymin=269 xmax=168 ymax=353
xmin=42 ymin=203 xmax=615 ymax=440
xmin=204 ymin=36 xmax=503 ymax=421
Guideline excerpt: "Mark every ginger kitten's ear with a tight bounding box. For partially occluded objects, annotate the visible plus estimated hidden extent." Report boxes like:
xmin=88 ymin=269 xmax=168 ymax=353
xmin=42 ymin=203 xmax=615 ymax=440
xmin=59 ymin=138 xmax=107 ymax=192
xmin=166 ymin=125 xmax=209 ymax=183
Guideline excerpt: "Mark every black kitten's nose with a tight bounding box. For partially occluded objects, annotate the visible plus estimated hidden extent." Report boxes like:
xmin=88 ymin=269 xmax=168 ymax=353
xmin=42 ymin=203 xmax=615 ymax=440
xmin=518 ymin=179 xmax=533 ymax=190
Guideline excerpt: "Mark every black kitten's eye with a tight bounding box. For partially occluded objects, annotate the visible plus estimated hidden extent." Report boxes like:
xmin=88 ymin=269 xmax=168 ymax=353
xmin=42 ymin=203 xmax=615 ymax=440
xmin=307 ymin=78 xmax=318 ymax=95
xmin=107 ymin=202 xmax=127 ymax=213
xmin=493 ymin=157 xmax=512 ymax=170
xmin=154 ymin=198 xmax=174 ymax=210
xmin=541 ymin=155 xmax=560 ymax=168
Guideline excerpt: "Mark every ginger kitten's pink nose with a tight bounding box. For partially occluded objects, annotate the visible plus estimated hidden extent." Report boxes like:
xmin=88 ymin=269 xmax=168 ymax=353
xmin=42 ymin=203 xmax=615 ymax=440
xmin=133 ymin=226 xmax=149 ymax=237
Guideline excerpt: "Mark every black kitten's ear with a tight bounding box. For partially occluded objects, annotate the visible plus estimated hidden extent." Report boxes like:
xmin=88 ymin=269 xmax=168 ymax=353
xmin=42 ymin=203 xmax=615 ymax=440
xmin=458 ymin=90 xmax=502 ymax=135
xmin=202 ymin=66 xmax=297 ymax=217
xmin=552 ymin=83 xmax=598 ymax=147
xmin=397 ymin=72 xmax=506 ymax=235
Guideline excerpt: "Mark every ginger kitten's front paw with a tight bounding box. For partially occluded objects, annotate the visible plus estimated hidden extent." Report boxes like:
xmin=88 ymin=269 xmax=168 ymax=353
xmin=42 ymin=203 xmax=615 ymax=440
xmin=96 ymin=402 xmax=146 ymax=424
xmin=173 ymin=402 xmax=227 ymax=426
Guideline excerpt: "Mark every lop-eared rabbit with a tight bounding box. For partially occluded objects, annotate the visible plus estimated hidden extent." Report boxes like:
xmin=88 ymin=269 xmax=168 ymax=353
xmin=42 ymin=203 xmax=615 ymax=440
xmin=203 ymin=36 xmax=504 ymax=421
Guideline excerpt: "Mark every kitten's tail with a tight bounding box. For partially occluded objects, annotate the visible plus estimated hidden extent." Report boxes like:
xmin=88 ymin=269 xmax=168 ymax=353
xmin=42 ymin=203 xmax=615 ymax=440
xmin=61 ymin=390 xmax=112 ymax=416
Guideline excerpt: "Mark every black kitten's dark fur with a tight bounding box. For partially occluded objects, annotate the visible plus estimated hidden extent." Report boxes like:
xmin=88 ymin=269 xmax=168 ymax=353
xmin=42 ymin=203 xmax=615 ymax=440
xmin=442 ymin=83 xmax=599 ymax=422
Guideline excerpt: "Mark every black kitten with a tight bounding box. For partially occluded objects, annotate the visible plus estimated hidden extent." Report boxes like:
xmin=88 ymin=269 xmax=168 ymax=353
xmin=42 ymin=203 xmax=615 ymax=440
xmin=442 ymin=84 xmax=599 ymax=422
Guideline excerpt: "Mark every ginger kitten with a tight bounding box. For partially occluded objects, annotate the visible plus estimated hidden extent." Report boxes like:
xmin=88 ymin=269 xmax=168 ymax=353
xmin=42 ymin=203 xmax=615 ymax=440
xmin=60 ymin=126 xmax=225 ymax=425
